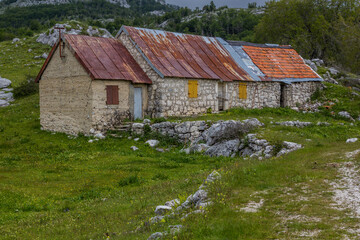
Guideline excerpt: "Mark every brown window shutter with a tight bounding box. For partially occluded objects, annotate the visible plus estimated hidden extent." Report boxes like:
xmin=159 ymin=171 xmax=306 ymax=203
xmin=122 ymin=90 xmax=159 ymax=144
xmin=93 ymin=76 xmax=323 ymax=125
xmin=106 ymin=85 xmax=119 ymax=105
xmin=113 ymin=86 xmax=119 ymax=105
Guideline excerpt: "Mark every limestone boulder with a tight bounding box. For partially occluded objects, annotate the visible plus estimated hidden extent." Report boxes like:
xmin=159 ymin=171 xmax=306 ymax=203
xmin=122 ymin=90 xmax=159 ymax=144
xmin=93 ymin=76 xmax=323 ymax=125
xmin=146 ymin=140 xmax=160 ymax=147
xmin=277 ymin=141 xmax=302 ymax=157
xmin=0 ymin=77 xmax=11 ymax=88
xmin=346 ymin=138 xmax=358 ymax=143
xmin=205 ymin=139 xmax=240 ymax=157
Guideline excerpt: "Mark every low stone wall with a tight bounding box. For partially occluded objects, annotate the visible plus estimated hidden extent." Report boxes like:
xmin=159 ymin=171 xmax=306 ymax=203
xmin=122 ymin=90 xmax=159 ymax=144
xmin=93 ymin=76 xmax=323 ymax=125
xmin=283 ymin=82 xmax=322 ymax=107
xmin=228 ymin=81 xmax=281 ymax=109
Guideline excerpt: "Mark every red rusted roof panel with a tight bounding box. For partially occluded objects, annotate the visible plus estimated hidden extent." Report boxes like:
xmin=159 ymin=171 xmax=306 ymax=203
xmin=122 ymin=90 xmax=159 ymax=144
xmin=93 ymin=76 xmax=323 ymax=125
xmin=65 ymin=34 xmax=151 ymax=84
xmin=123 ymin=26 xmax=252 ymax=81
xmin=242 ymin=46 xmax=319 ymax=79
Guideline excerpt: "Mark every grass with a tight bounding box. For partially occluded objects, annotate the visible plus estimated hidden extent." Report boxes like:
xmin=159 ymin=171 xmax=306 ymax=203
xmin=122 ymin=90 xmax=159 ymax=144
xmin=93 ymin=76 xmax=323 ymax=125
xmin=1 ymin=37 xmax=360 ymax=239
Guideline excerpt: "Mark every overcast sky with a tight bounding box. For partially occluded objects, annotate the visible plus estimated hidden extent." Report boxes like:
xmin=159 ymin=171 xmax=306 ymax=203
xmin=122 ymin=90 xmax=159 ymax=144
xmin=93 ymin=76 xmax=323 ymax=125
xmin=165 ymin=0 xmax=269 ymax=9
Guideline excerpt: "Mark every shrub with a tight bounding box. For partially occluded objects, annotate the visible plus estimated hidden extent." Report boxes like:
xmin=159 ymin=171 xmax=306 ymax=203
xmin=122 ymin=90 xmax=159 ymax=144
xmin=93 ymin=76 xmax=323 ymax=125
xmin=118 ymin=174 xmax=143 ymax=187
xmin=13 ymin=76 xmax=38 ymax=98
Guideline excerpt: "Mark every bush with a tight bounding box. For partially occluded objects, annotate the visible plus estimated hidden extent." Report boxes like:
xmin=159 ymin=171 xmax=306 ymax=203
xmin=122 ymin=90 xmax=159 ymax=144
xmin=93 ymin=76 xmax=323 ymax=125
xmin=13 ymin=77 xmax=38 ymax=98
xmin=118 ymin=174 xmax=143 ymax=187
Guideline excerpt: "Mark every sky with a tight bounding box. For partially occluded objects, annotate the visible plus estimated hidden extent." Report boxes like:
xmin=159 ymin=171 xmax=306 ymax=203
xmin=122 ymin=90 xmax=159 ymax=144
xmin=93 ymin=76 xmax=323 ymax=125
xmin=165 ymin=0 xmax=269 ymax=9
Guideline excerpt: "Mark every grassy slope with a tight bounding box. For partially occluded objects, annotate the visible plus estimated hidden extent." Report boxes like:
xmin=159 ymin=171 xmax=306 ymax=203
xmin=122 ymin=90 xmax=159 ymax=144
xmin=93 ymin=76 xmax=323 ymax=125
xmin=1 ymin=39 xmax=360 ymax=239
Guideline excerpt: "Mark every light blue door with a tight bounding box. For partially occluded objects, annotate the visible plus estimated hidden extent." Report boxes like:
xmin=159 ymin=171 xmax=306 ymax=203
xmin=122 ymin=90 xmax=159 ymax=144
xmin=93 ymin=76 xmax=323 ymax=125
xmin=134 ymin=88 xmax=142 ymax=120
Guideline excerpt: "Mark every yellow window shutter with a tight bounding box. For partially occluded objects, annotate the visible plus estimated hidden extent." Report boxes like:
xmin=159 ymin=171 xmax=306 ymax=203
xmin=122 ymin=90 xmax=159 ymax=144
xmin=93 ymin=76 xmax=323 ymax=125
xmin=188 ymin=80 xmax=198 ymax=98
xmin=239 ymin=82 xmax=247 ymax=99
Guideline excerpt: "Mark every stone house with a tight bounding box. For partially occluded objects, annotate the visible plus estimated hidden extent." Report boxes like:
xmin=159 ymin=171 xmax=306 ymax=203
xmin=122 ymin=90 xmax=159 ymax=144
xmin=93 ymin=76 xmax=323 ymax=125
xmin=35 ymin=34 xmax=151 ymax=134
xmin=219 ymin=40 xmax=323 ymax=108
xmin=36 ymin=26 xmax=322 ymax=135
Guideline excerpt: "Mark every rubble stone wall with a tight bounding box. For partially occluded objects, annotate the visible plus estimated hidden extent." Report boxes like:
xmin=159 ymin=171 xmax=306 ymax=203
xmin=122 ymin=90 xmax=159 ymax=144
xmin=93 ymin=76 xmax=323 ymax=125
xmin=283 ymin=82 xmax=322 ymax=107
xmin=228 ymin=81 xmax=281 ymax=109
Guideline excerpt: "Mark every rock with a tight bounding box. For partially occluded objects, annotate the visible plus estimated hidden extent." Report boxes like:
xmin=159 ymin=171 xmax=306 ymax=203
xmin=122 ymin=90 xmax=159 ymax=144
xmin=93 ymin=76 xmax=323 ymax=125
xmin=94 ymin=133 xmax=105 ymax=139
xmin=329 ymin=67 xmax=339 ymax=75
xmin=338 ymin=111 xmax=354 ymax=121
xmin=143 ymin=119 xmax=151 ymax=124
xmin=276 ymin=121 xmax=312 ymax=127
xmin=169 ymin=225 xmax=182 ymax=235
xmin=205 ymin=139 xmax=240 ymax=157
xmin=147 ymin=232 xmax=165 ymax=240
xmin=242 ymin=118 xmax=264 ymax=128
xmin=156 ymin=148 xmax=165 ymax=152
xmin=0 ymin=92 xmax=14 ymax=102
xmin=88 ymin=139 xmax=94 ymax=143
xmin=0 ymin=99 xmax=10 ymax=107
xmin=12 ymin=38 xmax=20 ymax=43
xmin=165 ymin=199 xmax=180 ymax=208
xmin=179 ymin=148 xmax=190 ymax=154
xmin=134 ymin=138 xmax=139 ymax=141
xmin=132 ymin=123 xmax=144 ymax=135
xmin=0 ymin=77 xmax=11 ymax=88
xmin=188 ymin=143 xmax=209 ymax=153
xmin=130 ymin=146 xmax=139 ymax=151
xmin=41 ymin=53 xmax=48 ymax=59
xmin=149 ymin=215 xmax=164 ymax=224
xmin=146 ymin=140 xmax=160 ymax=147
xmin=28 ymin=49 xmax=32 ymax=53
xmin=277 ymin=141 xmax=302 ymax=157
xmin=202 ymin=120 xmax=246 ymax=146
xmin=346 ymin=138 xmax=358 ymax=143
xmin=154 ymin=205 xmax=172 ymax=215
xmin=89 ymin=128 xmax=95 ymax=134
xmin=205 ymin=170 xmax=221 ymax=183
xmin=317 ymin=122 xmax=330 ymax=126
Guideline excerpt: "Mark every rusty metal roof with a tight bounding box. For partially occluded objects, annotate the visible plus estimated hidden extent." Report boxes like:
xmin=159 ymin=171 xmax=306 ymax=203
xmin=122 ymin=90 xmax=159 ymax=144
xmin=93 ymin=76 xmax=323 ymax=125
xmin=221 ymin=39 xmax=322 ymax=83
xmin=118 ymin=26 xmax=253 ymax=82
xmin=36 ymin=34 xmax=152 ymax=84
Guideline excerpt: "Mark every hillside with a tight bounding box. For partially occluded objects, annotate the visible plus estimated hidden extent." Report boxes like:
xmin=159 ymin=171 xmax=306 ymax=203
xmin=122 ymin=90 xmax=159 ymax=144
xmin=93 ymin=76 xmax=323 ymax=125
xmin=1 ymin=35 xmax=360 ymax=239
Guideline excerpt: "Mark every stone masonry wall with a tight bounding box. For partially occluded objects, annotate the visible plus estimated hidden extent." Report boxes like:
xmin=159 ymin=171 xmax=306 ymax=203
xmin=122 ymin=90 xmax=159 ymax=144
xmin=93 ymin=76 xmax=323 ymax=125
xmin=118 ymin=32 xmax=218 ymax=118
xmin=228 ymin=81 xmax=281 ymax=109
xmin=91 ymin=80 xmax=131 ymax=132
xmin=283 ymin=82 xmax=322 ymax=107
xmin=40 ymin=45 xmax=92 ymax=135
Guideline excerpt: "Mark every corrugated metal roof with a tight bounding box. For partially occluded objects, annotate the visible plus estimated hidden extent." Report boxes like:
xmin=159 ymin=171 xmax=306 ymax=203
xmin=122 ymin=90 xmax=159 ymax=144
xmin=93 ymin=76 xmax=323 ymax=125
xmin=118 ymin=26 xmax=253 ymax=82
xmin=36 ymin=35 xmax=152 ymax=84
xmin=223 ymin=40 xmax=322 ymax=83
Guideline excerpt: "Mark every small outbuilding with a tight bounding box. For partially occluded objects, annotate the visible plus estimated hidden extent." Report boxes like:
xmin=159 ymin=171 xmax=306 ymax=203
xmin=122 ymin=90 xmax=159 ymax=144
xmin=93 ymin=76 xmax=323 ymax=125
xmin=36 ymin=34 xmax=151 ymax=134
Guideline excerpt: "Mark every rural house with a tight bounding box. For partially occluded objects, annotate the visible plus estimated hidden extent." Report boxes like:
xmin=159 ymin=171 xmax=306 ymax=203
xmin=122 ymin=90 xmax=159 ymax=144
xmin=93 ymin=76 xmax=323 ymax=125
xmin=36 ymin=26 xmax=322 ymax=135
xmin=35 ymin=34 xmax=152 ymax=134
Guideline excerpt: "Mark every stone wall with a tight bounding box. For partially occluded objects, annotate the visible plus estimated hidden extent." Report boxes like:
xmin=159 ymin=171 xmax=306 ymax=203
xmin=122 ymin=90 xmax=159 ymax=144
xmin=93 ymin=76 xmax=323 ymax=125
xmin=228 ymin=81 xmax=281 ymax=109
xmin=118 ymin=32 xmax=218 ymax=118
xmin=283 ymin=82 xmax=322 ymax=107
xmin=91 ymin=80 xmax=132 ymax=131
xmin=40 ymin=45 xmax=93 ymax=135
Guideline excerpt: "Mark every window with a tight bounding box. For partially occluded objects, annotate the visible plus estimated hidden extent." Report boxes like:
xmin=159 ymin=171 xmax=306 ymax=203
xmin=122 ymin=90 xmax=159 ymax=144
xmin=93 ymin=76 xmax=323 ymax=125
xmin=239 ymin=82 xmax=247 ymax=99
xmin=106 ymin=85 xmax=119 ymax=105
xmin=188 ymin=80 xmax=198 ymax=98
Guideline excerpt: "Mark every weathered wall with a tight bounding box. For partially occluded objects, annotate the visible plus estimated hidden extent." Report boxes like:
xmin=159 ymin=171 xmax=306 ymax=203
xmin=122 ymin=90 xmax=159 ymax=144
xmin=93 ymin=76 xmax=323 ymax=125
xmin=39 ymin=45 xmax=92 ymax=135
xmin=283 ymin=82 xmax=322 ymax=107
xmin=91 ymin=80 xmax=130 ymax=131
xmin=228 ymin=81 xmax=281 ymax=109
xmin=119 ymin=32 xmax=218 ymax=118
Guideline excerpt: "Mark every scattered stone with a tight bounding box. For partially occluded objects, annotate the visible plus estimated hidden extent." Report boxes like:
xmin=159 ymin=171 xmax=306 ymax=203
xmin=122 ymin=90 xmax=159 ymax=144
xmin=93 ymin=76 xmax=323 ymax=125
xmin=12 ymin=38 xmax=20 ymax=44
xmin=94 ymin=132 xmax=105 ymax=139
xmin=346 ymin=138 xmax=358 ymax=143
xmin=169 ymin=225 xmax=182 ymax=234
xmin=165 ymin=199 xmax=180 ymax=208
xmin=130 ymin=146 xmax=139 ymax=151
xmin=156 ymin=148 xmax=165 ymax=152
xmin=28 ymin=49 xmax=32 ymax=53
xmin=88 ymin=139 xmax=94 ymax=143
xmin=149 ymin=215 xmax=164 ymax=224
xmin=240 ymin=199 xmax=264 ymax=213
xmin=239 ymin=134 xmax=273 ymax=159
xmin=0 ymin=77 xmax=11 ymax=88
xmin=317 ymin=122 xmax=330 ymax=126
xmin=146 ymin=140 xmax=160 ymax=147
xmin=147 ymin=232 xmax=165 ymax=240
xmin=41 ymin=53 xmax=48 ymax=59
xmin=134 ymin=138 xmax=139 ymax=141
xmin=277 ymin=141 xmax=302 ymax=157
xmin=132 ymin=123 xmax=144 ymax=135
xmin=186 ymin=143 xmax=209 ymax=154
xmin=339 ymin=111 xmax=354 ymax=121
xmin=276 ymin=120 xmax=313 ymax=127
xmin=154 ymin=205 xmax=172 ymax=215
xmin=143 ymin=119 xmax=151 ymax=124
xmin=329 ymin=67 xmax=340 ymax=75
xmin=346 ymin=149 xmax=360 ymax=159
